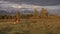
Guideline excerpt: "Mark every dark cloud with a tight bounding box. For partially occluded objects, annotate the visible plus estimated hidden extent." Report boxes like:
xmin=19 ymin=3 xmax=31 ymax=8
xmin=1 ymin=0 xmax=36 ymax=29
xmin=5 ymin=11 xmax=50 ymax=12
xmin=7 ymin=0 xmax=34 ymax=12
xmin=0 ymin=0 xmax=60 ymax=6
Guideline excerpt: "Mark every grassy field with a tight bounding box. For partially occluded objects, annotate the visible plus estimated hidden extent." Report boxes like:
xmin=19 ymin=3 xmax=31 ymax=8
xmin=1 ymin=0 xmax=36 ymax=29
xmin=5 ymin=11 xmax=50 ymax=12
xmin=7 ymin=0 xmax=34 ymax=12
xmin=0 ymin=18 xmax=60 ymax=34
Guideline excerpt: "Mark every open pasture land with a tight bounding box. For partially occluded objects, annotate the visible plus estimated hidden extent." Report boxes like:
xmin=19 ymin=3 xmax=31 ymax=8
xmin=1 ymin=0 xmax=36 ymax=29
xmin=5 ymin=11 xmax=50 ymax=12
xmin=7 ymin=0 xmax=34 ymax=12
xmin=0 ymin=18 xmax=60 ymax=34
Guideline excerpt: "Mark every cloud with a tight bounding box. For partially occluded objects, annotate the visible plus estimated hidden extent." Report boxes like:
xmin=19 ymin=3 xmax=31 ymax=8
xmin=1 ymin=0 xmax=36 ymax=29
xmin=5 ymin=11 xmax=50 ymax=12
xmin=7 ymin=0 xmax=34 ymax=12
xmin=1 ymin=0 xmax=60 ymax=6
xmin=0 ymin=1 xmax=60 ymax=9
xmin=0 ymin=1 xmax=24 ymax=10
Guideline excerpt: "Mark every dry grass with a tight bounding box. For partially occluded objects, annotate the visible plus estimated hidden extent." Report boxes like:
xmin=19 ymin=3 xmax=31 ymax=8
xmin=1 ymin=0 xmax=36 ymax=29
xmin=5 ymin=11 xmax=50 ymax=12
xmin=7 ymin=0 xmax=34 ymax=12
xmin=0 ymin=18 xmax=60 ymax=34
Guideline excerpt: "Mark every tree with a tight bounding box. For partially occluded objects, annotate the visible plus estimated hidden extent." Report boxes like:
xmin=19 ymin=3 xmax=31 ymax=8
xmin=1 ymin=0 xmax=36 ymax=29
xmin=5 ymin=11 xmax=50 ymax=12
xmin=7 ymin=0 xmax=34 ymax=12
xmin=30 ymin=8 xmax=39 ymax=19
xmin=16 ymin=12 xmax=20 ymax=19
xmin=41 ymin=8 xmax=48 ymax=18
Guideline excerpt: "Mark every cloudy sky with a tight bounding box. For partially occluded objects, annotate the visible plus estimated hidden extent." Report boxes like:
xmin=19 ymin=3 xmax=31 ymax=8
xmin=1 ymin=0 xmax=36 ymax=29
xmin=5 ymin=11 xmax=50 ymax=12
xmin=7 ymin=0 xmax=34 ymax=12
xmin=0 ymin=0 xmax=60 ymax=6
xmin=0 ymin=0 xmax=60 ymax=15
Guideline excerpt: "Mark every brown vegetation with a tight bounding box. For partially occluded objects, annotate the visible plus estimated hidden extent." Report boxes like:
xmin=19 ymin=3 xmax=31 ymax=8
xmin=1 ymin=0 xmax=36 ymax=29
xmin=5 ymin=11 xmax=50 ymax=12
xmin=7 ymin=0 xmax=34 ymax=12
xmin=0 ymin=8 xmax=60 ymax=34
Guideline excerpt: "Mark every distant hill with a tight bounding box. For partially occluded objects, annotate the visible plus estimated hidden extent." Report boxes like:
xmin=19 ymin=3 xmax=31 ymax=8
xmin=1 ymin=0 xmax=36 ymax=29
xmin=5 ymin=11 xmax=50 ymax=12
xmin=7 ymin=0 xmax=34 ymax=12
xmin=0 ymin=10 xmax=16 ymax=15
xmin=0 ymin=9 xmax=60 ymax=16
xmin=20 ymin=10 xmax=33 ymax=14
xmin=0 ymin=10 xmax=9 ymax=14
xmin=0 ymin=9 xmax=34 ymax=15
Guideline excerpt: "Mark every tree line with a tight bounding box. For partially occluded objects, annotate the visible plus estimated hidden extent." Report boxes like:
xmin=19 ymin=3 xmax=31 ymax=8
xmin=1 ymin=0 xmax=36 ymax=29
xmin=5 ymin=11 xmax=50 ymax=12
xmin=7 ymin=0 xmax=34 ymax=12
xmin=0 ymin=14 xmax=33 ymax=19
